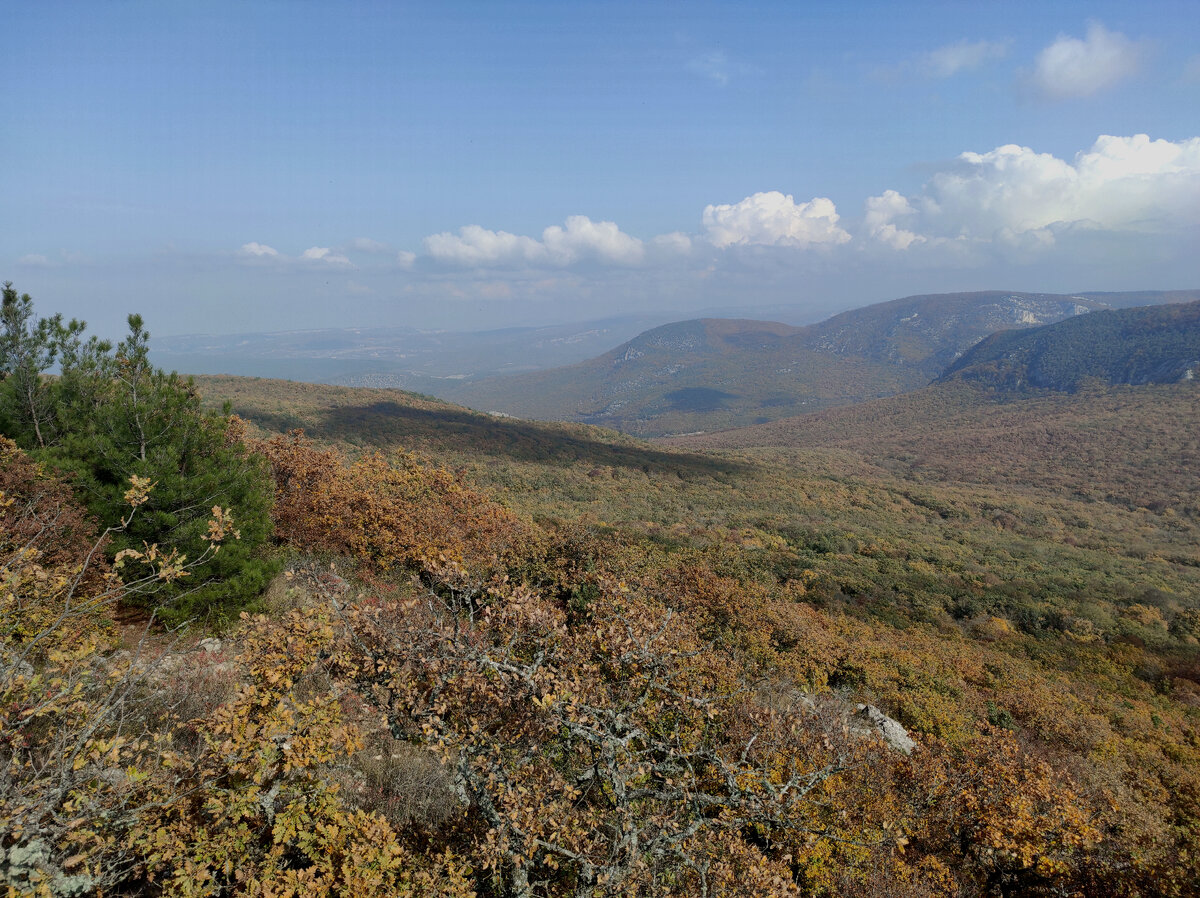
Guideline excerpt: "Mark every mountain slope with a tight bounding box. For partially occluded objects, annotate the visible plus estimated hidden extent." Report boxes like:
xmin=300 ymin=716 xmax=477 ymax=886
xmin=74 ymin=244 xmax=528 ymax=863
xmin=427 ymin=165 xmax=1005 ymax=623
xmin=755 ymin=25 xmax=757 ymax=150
xmin=444 ymin=290 xmax=1199 ymax=436
xmin=940 ymin=300 xmax=1200 ymax=391
xmin=668 ymin=379 xmax=1200 ymax=518
xmin=193 ymin=374 xmax=748 ymax=480
xmin=33 ymin=361 xmax=1200 ymax=894
xmin=443 ymin=317 xmax=918 ymax=437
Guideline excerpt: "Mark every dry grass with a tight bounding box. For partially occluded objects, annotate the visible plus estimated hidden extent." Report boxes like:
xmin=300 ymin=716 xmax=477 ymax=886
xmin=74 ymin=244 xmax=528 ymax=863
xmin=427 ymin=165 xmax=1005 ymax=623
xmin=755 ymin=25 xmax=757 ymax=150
xmin=332 ymin=732 xmax=461 ymax=829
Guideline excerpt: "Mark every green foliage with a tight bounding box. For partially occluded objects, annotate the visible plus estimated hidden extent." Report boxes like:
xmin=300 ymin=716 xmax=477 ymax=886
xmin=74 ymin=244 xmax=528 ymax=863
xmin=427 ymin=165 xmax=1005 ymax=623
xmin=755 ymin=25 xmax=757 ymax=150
xmin=0 ymin=290 xmax=277 ymax=623
xmin=0 ymin=281 xmax=98 ymax=448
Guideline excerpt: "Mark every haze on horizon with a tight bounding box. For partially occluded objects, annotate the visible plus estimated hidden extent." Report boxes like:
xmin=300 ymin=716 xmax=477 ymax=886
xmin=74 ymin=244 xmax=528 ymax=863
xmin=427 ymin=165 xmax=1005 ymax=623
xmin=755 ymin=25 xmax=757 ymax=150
xmin=3 ymin=0 xmax=1199 ymax=341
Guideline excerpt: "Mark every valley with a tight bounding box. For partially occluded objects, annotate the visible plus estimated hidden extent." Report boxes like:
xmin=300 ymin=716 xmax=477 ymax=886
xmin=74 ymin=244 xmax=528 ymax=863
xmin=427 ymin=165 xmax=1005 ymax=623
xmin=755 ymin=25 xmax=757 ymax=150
xmin=419 ymin=289 xmax=1200 ymax=435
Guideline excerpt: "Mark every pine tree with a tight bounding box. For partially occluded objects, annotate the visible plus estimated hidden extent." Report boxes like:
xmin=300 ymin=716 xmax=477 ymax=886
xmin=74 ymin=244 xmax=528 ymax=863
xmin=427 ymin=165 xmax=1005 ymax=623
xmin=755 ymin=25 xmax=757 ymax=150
xmin=0 ymin=289 xmax=277 ymax=623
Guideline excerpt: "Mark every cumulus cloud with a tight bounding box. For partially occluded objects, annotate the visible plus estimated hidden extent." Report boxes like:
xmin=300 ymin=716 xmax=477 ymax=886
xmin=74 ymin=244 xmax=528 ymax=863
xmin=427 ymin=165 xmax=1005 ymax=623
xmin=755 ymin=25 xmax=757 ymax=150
xmin=396 ymin=250 xmax=417 ymax=269
xmin=542 ymin=216 xmax=645 ymax=265
xmin=702 ymin=191 xmax=851 ymax=248
xmin=239 ymin=242 xmax=279 ymax=257
xmin=424 ymin=216 xmax=644 ymax=268
xmin=919 ymin=39 xmax=1009 ymax=77
xmin=864 ymin=190 xmax=924 ymax=249
xmin=425 ymin=225 xmax=546 ymax=267
xmin=17 ymin=253 xmax=52 ymax=267
xmin=864 ymin=134 xmax=1200 ymax=251
xmin=1030 ymin=23 xmax=1144 ymax=99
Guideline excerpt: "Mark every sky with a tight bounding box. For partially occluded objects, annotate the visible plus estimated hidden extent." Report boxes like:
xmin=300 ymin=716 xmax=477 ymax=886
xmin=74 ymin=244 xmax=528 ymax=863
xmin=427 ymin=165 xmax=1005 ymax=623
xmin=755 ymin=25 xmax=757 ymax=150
xmin=3 ymin=0 xmax=1199 ymax=339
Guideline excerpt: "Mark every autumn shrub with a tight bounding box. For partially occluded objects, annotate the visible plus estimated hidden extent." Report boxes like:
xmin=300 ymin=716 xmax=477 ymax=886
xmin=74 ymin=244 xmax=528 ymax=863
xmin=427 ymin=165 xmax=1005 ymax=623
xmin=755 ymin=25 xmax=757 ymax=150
xmin=897 ymin=728 xmax=1104 ymax=896
xmin=0 ymin=441 xmax=232 ymax=893
xmin=298 ymin=555 xmax=915 ymax=898
xmin=2 ymin=439 xmax=475 ymax=896
xmin=259 ymin=430 xmax=539 ymax=576
xmin=125 ymin=605 xmax=475 ymax=898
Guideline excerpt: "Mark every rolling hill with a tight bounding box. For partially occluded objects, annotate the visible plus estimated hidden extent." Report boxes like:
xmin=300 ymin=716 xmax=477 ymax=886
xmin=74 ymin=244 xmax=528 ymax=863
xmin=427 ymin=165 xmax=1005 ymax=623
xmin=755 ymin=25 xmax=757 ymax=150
xmin=668 ymin=379 xmax=1200 ymax=517
xmin=442 ymin=289 xmax=1200 ymax=436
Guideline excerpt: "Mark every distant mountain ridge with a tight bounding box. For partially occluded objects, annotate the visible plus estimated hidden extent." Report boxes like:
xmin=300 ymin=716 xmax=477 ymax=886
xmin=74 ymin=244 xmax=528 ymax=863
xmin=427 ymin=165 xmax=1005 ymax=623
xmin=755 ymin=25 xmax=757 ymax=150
xmin=444 ymin=290 xmax=1200 ymax=436
xmin=940 ymin=300 xmax=1200 ymax=391
xmin=805 ymin=291 xmax=1106 ymax=375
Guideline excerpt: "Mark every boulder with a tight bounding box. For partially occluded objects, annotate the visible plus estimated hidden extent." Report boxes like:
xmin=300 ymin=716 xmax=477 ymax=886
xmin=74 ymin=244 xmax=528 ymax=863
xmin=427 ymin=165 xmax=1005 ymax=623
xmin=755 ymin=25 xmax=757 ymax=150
xmin=852 ymin=703 xmax=918 ymax=755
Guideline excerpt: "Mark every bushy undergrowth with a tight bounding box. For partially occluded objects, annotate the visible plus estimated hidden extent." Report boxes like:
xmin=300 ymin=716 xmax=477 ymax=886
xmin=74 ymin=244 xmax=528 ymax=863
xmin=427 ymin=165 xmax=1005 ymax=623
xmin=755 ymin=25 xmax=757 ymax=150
xmin=5 ymin=362 xmax=1200 ymax=895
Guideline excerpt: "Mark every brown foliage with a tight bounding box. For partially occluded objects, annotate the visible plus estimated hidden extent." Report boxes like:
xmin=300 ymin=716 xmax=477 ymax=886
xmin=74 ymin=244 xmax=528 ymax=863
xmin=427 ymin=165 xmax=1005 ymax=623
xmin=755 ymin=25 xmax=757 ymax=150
xmin=312 ymin=562 xmax=867 ymax=897
xmin=0 ymin=435 xmax=111 ymax=607
xmin=258 ymin=431 xmax=536 ymax=575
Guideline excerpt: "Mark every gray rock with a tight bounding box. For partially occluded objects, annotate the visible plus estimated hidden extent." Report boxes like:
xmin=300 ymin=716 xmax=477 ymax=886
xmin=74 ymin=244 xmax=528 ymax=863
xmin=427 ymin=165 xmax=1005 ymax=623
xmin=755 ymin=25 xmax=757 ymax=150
xmin=853 ymin=704 xmax=918 ymax=755
xmin=198 ymin=637 xmax=223 ymax=654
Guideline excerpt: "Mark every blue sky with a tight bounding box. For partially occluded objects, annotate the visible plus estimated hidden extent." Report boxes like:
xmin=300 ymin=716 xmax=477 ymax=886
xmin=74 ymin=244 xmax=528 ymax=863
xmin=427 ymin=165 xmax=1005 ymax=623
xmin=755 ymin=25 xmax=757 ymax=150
xmin=3 ymin=1 xmax=1199 ymax=338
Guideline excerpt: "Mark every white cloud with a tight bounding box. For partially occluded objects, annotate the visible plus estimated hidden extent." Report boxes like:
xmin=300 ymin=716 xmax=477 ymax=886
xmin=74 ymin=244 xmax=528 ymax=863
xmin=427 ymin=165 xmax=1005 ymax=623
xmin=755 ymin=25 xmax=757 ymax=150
xmin=864 ymin=190 xmax=924 ymax=250
xmin=396 ymin=250 xmax=417 ymax=269
xmin=237 ymin=241 xmax=353 ymax=267
xmin=542 ymin=216 xmax=645 ymax=265
xmin=425 ymin=225 xmax=547 ymax=267
xmin=424 ymin=216 xmax=644 ymax=268
xmin=702 ymin=191 xmax=851 ymax=248
xmin=1030 ymin=23 xmax=1144 ymax=99
xmin=650 ymin=231 xmax=693 ymax=254
xmin=688 ymin=50 xmax=731 ymax=86
xmin=302 ymin=246 xmax=353 ymax=266
xmin=686 ymin=49 xmax=761 ymax=86
xmin=920 ymin=39 xmax=1008 ymax=78
xmin=864 ymin=134 xmax=1200 ymax=251
xmin=17 ymin=253 xmax=51 ymax=267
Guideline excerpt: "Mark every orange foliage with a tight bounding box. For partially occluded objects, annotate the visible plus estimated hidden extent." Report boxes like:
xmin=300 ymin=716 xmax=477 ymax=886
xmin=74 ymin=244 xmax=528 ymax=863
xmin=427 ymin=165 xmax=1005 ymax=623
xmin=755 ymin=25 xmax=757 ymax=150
xmin=258 ymin=431 xmax=536 ymax=575
xmin=0 ymin=435 xmax=111 ymax=601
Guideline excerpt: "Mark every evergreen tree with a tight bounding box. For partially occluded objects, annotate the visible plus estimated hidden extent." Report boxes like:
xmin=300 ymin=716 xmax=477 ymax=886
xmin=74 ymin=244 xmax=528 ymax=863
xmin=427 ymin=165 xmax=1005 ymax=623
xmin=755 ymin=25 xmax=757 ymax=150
xmin=0 ymin=281 xmax=87 ymax=447
xmin=0 ymin=288 xmax=277 ymax=623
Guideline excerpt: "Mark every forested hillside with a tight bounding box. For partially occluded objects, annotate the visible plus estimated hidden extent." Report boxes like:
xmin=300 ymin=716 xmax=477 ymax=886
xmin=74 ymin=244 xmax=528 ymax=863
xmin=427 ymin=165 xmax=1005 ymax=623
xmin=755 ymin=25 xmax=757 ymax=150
xmin=199 ymin=371 xmax=1200 ymax=896
xmin=941 ymin=300 xmax=1200 ymax=391
xmin=443 ymin=290 xmax=1199 ymax=436
xmin=5 ymin=291 xmax=1200 ymax=896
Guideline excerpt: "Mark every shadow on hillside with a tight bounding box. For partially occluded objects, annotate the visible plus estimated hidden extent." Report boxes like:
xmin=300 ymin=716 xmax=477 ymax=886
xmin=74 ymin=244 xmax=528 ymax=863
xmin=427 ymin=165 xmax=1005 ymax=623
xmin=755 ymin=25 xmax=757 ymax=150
xmin=246 ymin=401 xmax=751 ymax=478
